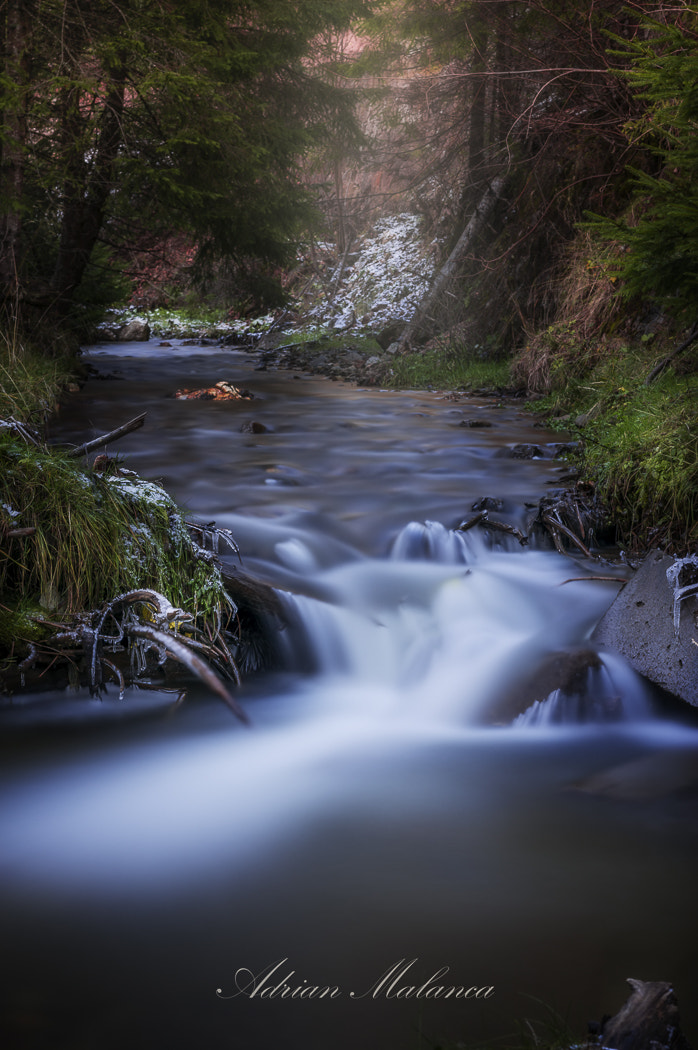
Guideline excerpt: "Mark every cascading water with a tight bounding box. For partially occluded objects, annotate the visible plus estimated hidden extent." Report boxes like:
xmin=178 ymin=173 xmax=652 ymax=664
xmin=1 ymin=341 xmax=697 ymax=1050
xmin=266 ymin=518 xmax=651 ymax=726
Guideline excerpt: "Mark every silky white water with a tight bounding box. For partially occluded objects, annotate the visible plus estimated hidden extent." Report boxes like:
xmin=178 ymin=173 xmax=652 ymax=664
xmin=1 ymin=342 xmax=696 ymax=1050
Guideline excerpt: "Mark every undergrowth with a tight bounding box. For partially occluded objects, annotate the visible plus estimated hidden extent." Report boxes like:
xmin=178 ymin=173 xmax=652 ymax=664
xmin=0 ymin=326 xmax=75 ymax=424
xmin=526 ymin=342 xmax=698 ymax=550
xmin=387 ymin=346 xmax=513 ymax=391
xmin=0 ymin=437 xmax=229 ymax=654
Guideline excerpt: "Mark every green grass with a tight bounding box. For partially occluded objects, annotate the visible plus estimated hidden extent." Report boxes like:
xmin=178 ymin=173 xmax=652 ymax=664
xmin=0 ymin=330 xmax=75 ymax=424
xmin=529 ymin=345 xmax=698 ymax=549
xmin=0 ymin=313 xmax=236 ymax=665
xmin=0 ymin=437 xmax=230 ymax=653
xmin=386 ymin=346 xmax=513 ymax=391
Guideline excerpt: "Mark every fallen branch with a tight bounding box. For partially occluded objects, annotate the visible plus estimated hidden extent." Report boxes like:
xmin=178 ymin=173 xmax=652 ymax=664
xmin=645 ymin=320 xmax=698 ymax=385
xmin=457 ymin=510 xmax=528 ymax=545
xmin=66 ymin=412 xmax=146 ymax=458
xmin=127 ymin=624 xmax=248 ymax=724
xmin=541 ymin=511 xmax=596 ymax=559
xmin=559 ymin=575 xmax=628 ymax=586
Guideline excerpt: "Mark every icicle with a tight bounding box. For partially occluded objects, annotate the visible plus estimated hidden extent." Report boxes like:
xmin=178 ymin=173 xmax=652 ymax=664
xmin=666 ymin=555 xmax=698 ymax=639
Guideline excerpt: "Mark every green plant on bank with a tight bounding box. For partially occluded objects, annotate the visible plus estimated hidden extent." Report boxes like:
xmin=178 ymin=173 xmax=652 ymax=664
xmin=387 ymin=345 xmax=513 ymax=391
xmin=0 ymin=324 xmax=76 ymax=423
xmin=530 ymin=344 xmax=698 ymax=549
xmin=0 ymin=436 xmax=231 ymax=656
xmin=510 ymin=320 xmax=603 ymax=397
xmin=300 ymin=330 xmax=384 ymax=354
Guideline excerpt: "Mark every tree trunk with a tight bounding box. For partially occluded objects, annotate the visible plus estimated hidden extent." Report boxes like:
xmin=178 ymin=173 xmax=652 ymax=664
xmin=0 ymin=0 xmax=31 ymax=301
xmin=334 ymin=156 xmax=346 ymax=255
xmin=467 ymin=19 xmax=488 ymax=177
xmin=50 ymin=61 xmax=126 ymax=310
xmin=393 ymin=175 xmax=506 ymax=351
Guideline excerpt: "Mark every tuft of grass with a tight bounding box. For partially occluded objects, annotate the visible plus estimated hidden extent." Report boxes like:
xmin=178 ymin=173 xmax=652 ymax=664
xmin=0 ymin=326 xmax=75 ymax=424
xmin=0 ymin=437 xmax=229 ymax=648
xmin=387 ymin=346 xmax=513 ymax=391
xmin=510 ymin=320 xmax=605 ymax=396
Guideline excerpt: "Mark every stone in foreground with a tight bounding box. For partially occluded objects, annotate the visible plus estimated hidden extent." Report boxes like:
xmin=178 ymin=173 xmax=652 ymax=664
xmin=592 ymin=549 xmax=698 ymax=707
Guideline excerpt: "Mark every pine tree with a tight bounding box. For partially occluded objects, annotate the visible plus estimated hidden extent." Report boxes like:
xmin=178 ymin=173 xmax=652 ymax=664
xmin=591 ymin=6 xmax=698 ymax=321
xmin=0 ymin=0 xmax=374 ymax=328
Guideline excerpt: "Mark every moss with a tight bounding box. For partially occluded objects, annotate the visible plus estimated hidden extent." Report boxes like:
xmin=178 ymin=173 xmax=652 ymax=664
xmin=0 ymin=602 xmax=50 ymax=653
xmin=0 ymin=437 xmax=230 ymax=655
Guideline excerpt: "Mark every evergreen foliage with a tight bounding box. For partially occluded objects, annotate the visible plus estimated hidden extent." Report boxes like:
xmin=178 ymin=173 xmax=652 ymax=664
xmin=589 ymin=8 xmax=698 ymax=319
xmin=0 ymin=0 xmax=374 ymax=326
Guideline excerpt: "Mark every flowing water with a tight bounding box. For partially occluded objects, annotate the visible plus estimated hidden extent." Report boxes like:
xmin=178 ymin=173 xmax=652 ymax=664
xmin=1 ymin=341 xmax=697 ymax=1050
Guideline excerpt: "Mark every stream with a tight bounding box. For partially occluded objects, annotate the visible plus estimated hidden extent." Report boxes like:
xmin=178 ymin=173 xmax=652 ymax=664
xmin=1 ymin=340 xmax=697 ymax=1049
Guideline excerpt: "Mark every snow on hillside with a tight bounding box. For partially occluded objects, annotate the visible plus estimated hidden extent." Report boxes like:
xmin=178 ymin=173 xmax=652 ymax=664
xmin=307 ymin=213 xmax=437 ymax=333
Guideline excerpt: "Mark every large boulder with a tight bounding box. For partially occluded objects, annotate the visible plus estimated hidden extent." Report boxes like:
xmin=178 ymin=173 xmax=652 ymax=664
xmin=592 ymin=549 xmax=698 ymax=706
xmin=117 ymin=320 xmax=150 ymax=341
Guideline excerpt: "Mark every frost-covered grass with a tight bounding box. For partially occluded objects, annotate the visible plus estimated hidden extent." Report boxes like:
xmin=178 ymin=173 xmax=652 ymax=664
xmin=0 ymin=436 xmax=229 ymax=638
xmin=96 ymin=304 xmax=256 ymax=339
xmin=529 ymin=344 xmax=698 ymax=548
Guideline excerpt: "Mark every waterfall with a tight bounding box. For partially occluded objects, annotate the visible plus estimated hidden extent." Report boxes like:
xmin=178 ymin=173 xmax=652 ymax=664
xmin=273 ymin=521 xmax=650 ymax=727
xmin=513 ymin=651 xmax=654 ymax=726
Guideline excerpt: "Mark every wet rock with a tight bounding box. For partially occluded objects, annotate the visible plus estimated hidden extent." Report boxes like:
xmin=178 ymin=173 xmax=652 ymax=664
xmin=592 ymin=550 xmax=698 ymax=707
xmin=240 ymin=421 xmax=269 ymax=434
xmin=598 ymin=978 xmax=692 ymax=1050
xmin=477 ymin=648 xmax=604 ymax=724
xmin=571 ymin=751 xmax=698 ymax=801
xmin=549 ymin=441 xmax=579 ymax=457
xmin=510 ymin=442 xmax=544 ymax=459
xmin=471 ymin=496 xmax=504 ymax=512
xmin=458 ymin=418 xmax=493 ymax=428
xmin=376 ymin=321 xmax=403 ymax=350
xmin=116 ymin=320 xmax=150 ymax=341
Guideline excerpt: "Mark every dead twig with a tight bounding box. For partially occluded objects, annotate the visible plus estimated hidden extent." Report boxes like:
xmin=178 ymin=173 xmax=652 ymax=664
xmin=542 ymin=511 xmax=596 ymax=559
xmin=66 ymin=412 xmax=146 ymax=458
xmin=645 ymin=320 xmax=698 ymax=385
xmin=559 ymin=576 xmax=628 ymax=585
xmin=457 ymin=510 xmax=528 ymax=545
